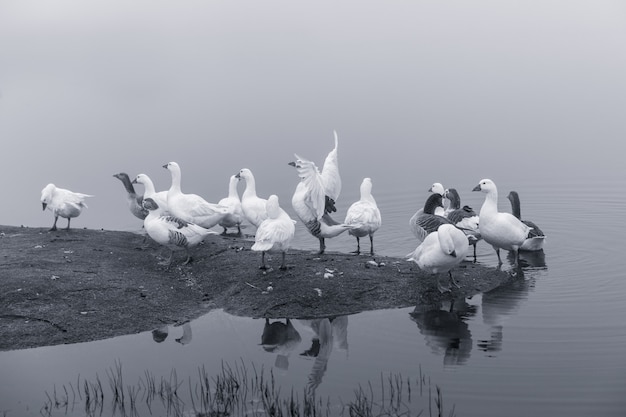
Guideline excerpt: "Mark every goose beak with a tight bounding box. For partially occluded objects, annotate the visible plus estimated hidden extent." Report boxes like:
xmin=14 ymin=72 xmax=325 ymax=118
xmin=42 ymin=202 xmax=47 ymax=211
xmin=162 ymin=163 xmax=168 ymax=169
xmin=288 ymin=161 xmax=296 ymax=167
xmin=235 ymin=172 xmax=241 ymax=179
xmin=131 ymin=178 xmax=137 ymax=184
xmin=472 ymin=184 xmax=481 ymax=192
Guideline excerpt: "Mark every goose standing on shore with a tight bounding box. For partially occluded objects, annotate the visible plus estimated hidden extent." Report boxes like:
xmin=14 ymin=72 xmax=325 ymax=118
xmin=344 ymin=178 xmax=382 ymax=255
xmin=472 ymin=179 xmax=531 ymax=266
xmin=407 ymin=223 xmax=469 ymax=293
xmin=163 ymin=162 xmax=231 ymax=230
xmin=113 ymin=173 xmax=147 ymax=221
xmin=40 ymin=184 xmax=93 ymax=231
xmin=142 ymin=197 xmax=218 ymax=267
xmin=410 ymin=193 xmax=452 ymax=239
xmin=507 ymin=191 xmax=545 ymax=251
xmin=218 ymin=175 xmax=244 ymax=235
xmin=132 ymin=173 xmax=169 ymax=214
xmin=444 ymin=188 xmax=481 ymax=261
xmin=235 ymin=168 xmax=268 ymax=230
xmin=288 ymin=154 xmax=353 ymax=254
xmin=251 ymin=195 xmax=296 ymax=270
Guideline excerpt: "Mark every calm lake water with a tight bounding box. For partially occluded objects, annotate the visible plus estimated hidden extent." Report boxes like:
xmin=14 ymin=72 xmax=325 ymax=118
xmin=1 ymin=172 xmax=625 ymax=417
xmin=2 ymin=2 xmax=626 ymax=416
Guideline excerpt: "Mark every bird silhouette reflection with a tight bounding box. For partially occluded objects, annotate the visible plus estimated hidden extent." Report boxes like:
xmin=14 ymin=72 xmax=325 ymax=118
xmin=410 ymin=298 xmax=476 ymax=367
xmin=260 ymin=318 xmax=302 ymax=370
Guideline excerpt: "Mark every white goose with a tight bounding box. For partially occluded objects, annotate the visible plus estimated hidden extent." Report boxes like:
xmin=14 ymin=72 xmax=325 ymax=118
xmin=507 ymin=191 xmax=545 ymax=251
xmin=142 ymin=197 xmax=218 ymax=267
xmin=40 ymin=183 xmax=93 ymax=231
xmin=218 ymin=174 xmax=244 ymax=235
xmin=407 ymin=223 xmax=470 ymax=293
xmin=113 ymin=172 xmax=147 ymax=220
xmin=443 ymin=188 xmax=481 ymax=261
xmin=235 ymin=168 xmax=268 ymax=229
xmin=344 ymin=178 xmax=382 ymax=255
xmin=163 ymin=161 xmax=231 ymax=230
xmin=288 ymin=154 xmax=353 ymax=254
xmin=251 ymin=194 xmax=296 ymax=270
xmin=132 ymin=173 xmax=169 ymax=214
xmin=472 ymin=179 xmax=532 ymax=266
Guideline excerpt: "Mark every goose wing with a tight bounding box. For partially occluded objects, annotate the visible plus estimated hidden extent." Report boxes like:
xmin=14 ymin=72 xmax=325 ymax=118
xmin=320 ymin=131 xmax=341 ymax=202
xmin=293 ymin=155 xmax=326 ymax=220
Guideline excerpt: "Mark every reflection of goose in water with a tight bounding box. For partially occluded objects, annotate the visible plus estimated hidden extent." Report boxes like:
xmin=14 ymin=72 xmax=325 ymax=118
xmin=152 ymin=325 xmax=169 ymax=343
xmin=298 ymin=316 xmax=349 ymax=393
xmin=260 ymin=319 xmax=302 ymax=370
xmin=479 ymin=267 xmax=537 ymax=354
xmin=507 ymin=249 xmax=547 ymax=270
xmin=175 ymin=322 xmax=192 ymax=345
xmin=409 ymin=298 xmax=476 ymax=367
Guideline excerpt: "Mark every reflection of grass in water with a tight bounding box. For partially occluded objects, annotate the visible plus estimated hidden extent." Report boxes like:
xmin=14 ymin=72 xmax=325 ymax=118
xmin=41 ymin=360 xmax=456 ymax=417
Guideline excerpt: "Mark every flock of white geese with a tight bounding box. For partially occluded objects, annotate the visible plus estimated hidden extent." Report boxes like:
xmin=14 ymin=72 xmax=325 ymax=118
xmin=39 ymin=132 xmax=545 ymax=293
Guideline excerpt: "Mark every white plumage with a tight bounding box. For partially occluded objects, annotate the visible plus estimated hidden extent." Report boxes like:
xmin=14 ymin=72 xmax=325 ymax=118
xmin=133 ymin=173 xmax=169 ymax=214
xmin=288 ymin=149 xmax=353 ymax=254
xmin=407 ymin=223 xmax=470 ymax=293
xmin=218 ymin=174 xmax=244 ymax=235
xmin=142 ymin=197 xmax=218 ymax=266
xmin=344 ymin=178 xmax=382 ymax=255
xmin=40 ymin=183 xmax=93 ymax=231
xmin=472 ymin=179 xmax=531 ymax=266
xmin=251 ymin=194 xmax=296 ymax=270
xmin=163 ymin=161 xmax=231 ymax=230
xmin=443 ymin=188 xmax=482 ymax=261
xmin=235 ymin=168 xmax=268 ymax=229
xmin=507 ymin=191 xmax=546 ymax=251
xmin=113 ymin=172 xmax=147 ymax=220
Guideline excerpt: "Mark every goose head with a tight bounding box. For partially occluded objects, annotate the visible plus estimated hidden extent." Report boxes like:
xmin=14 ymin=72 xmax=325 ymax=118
xmin=163 ymin=161 xmax=180 ymax=172
xmin=132 ymin=174 xmax=147 ymax=185
xmin=266 ymin=194 xmax=281 ymax=219
xmin=40 ymin=183 xmax=55 ymax=210
xmin=235 ymin=168 xmax=253 ymax=181
xmin=429 ymin=182 xmax=445 ymax=195
xmin=472 ymin=179 xmax=496 ymax=193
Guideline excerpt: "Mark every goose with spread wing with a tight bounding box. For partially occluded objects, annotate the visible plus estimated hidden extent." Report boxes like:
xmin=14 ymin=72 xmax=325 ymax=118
xmin=288 ymin=153 xmax=353 ymax=254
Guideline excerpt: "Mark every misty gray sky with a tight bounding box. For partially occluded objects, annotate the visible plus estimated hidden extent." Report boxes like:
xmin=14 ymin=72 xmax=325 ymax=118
xmin=1 ymin=1 xmax=625 ymax=230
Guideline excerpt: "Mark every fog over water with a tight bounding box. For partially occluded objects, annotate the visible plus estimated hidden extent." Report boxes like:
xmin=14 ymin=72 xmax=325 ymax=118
xmin=1 ymin=1 xmax=624 ymax=233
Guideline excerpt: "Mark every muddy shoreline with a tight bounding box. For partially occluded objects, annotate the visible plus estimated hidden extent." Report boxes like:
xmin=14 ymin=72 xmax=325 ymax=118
xmin=0 ymin=225 xmax=513 ymax=351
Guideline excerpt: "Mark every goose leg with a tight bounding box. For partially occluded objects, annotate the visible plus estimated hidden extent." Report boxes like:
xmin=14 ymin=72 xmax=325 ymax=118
xmin=351 ymin=237 xmax=361 ymax=255
xmin=449 ymin=271 xmax=461 ymax=289
xmin=494 ymin=247 xmax=503 ymax=265
xmin=259 ymin=251 xmax=268 ymax=270
xmin=472 ymin=242 xmax=477 ymax=263
xmin=279 ymin=251 xmax=287 ymax=270
xmin=437 ymin=275 xmax=451 ymax=293
xmin=369 ymin=235 xmax=375 ymax=256
xmin=50 ymin=215 xmax=59 ymax=231
xmin=182 ymin=248 xmax=193 ymax=265
xmin=318 ymin=237 xmax=326 ymax=255
xmin=65 ymin=218 xmax=71 ymax=231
